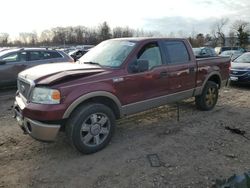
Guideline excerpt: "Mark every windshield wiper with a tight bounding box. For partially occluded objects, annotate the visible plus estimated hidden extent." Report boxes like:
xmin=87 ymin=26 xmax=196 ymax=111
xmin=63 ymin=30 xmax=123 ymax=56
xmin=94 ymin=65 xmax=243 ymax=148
xmin=83 ymin=61 xmax=101 ymax=66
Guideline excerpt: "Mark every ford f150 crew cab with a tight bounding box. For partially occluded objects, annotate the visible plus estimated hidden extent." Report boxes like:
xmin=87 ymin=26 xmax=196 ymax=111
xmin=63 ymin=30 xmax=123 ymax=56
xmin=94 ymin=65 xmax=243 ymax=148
xmin=13 ymin=38 xmax=230 ymax=154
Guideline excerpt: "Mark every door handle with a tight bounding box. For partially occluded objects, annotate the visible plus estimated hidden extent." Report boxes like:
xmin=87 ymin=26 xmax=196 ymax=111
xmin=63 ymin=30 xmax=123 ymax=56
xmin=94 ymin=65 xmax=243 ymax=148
xmin=160 ymin=71 xmax=168 ymax=78
xmin=189 ymin=67 xmax=195 ymax=73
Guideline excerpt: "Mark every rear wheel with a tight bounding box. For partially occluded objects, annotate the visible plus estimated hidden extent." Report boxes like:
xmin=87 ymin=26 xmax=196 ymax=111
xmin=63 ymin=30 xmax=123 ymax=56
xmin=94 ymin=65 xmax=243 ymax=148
xmin=195 ymin=81 xmax=218 ymax=111
xmin=66 ymin=103 xmax=115 ymax=154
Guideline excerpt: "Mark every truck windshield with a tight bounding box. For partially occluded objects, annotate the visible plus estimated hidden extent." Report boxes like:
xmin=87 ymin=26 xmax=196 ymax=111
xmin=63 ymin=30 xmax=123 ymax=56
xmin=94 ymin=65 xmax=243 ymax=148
xmin=79 ymin=40 xmax=137 ymax=68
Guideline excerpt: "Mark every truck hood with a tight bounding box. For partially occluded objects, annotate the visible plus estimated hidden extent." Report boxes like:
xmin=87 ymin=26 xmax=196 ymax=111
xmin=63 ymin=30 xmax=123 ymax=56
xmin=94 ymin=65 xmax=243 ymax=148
xmin=231 ymin=62 xmax=250 ymax=70
xmin=19 ymin=62 xmax=106 ymax=85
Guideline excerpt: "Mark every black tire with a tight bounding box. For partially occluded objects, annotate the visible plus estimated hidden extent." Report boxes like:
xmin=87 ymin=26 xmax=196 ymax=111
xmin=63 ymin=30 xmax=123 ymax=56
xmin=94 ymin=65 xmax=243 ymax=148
xmin=66 ymin=103 xmax=115 ymax=154
xmin=195 ymin=81 xmax=218 ymax=111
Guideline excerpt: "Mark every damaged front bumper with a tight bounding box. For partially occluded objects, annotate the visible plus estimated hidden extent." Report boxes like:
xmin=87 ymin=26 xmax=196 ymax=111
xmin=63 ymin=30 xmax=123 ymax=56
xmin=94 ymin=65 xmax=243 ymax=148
xmin=13 ymin=97 xmax=61 ymax=142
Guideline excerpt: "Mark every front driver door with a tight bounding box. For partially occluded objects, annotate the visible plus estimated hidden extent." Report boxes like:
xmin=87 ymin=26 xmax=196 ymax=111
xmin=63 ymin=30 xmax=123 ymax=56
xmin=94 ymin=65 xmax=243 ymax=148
xmin=114 ymin=42 xmax=169 ymax=114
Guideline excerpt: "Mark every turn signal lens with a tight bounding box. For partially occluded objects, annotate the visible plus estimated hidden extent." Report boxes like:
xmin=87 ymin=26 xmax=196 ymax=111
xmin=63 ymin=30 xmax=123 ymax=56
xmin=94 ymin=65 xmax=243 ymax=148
xmin=52 ymin=90 xmax=61 ymax=100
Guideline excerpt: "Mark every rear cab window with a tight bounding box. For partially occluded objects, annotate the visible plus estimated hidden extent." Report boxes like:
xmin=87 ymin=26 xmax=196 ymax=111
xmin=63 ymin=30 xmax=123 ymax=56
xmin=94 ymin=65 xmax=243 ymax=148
xmin=163 ymin=41 xmax=190 ymax=64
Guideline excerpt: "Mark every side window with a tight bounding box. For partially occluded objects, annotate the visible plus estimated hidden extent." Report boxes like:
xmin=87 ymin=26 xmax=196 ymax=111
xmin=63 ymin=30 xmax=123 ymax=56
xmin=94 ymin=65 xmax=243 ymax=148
xmin=137 ymin=43 xmax=162 ymax=69
xmin=41 ymin=51 xmax=51 ymax=59
xmin=29 ymin=51 xmax=41 ymax=61
xmin=19 ymin=52 xmax=27 ymax=61
xmin=201 ymin=49 xmax=207 ymax=56
xmin=164 ymin=41 xmax=190 ymax=64
xmin=50 ymin=51 xmax=62 ymax=58
xmin=2 ymin=52 xmax=20 ymax=63
xmin=41 ymin=51 xmax=62 ymax=59
xmin=205 ymin=49 xmax=211 ymax=56
xmin=210 ymin=48 xmax=216 ymax=56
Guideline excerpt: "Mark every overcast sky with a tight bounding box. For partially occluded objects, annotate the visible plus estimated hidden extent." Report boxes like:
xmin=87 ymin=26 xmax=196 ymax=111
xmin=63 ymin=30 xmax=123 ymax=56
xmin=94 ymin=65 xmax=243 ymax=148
xmin=1 ymin=0 xmax=250 ymax=38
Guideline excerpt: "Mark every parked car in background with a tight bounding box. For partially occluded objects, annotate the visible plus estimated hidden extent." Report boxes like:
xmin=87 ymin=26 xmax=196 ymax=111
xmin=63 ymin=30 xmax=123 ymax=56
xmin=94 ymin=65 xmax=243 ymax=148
xmin=193 ymin=47 xmax=217 ymax=58
xmin=0 ymin=47 xmax=11 ymax=52
xmin=230 ymin=52 xmax=250 ymax=84
xmin=76 ymin=45 xmax=95 ymax=50
xmin=219 ymin=50 xmax=244 ymax=61
xmin=68 ymin=49 xmax=89 ymax=61
xmin=0 ymin=48 xmax=74 ymax=87
xmin=215 ymin=46 xmax=247 ymax=55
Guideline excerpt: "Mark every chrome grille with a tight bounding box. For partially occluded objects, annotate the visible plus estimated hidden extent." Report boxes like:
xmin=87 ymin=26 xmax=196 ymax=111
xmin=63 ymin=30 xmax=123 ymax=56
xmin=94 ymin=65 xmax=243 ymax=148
xmin=17 ymin=79 xmax=31 ymax=99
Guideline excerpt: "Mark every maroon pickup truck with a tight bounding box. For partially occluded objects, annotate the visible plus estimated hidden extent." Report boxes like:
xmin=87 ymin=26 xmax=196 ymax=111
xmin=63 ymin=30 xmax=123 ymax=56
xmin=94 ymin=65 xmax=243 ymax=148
xmin=13 ymin=38 xmax=230 ymax=154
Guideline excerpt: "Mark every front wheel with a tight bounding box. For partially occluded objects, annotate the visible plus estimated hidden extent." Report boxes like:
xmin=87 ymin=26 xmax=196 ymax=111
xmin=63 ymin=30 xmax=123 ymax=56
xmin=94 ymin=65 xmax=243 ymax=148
xmin=195 ymin=81 xmax=218 ymax=111
xmin=66 ymin=103 xmax=115 ymax=154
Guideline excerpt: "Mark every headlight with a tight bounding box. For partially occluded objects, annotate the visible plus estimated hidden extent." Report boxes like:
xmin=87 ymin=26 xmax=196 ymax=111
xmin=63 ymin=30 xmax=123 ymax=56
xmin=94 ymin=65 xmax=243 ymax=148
xmin=31 ymin=87 xmax=61 ymax=104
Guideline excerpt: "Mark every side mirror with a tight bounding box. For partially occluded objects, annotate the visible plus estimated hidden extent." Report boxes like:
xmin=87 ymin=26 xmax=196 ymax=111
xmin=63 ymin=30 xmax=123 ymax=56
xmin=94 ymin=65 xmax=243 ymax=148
xmin=129 ymin=59 xmax=149 ymax=73
xmin=0 ymin=60 xmax=6 ymax=65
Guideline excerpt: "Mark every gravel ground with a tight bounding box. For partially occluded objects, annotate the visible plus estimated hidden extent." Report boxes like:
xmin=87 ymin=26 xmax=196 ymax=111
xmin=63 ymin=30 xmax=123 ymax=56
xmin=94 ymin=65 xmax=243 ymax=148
xmin=0 ymin=85 xmax=249 ymax=188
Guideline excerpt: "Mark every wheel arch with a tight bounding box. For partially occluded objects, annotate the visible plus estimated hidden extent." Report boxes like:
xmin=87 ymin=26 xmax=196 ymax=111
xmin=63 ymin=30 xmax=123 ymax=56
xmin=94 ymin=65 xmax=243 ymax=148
xmin=63 ymin=91 xmax=122 ymax=119
xmin=207 ymin=74 xmax=221 ymax=88
xmin=202 ymin=72 xmax=222 ymax=90
xmin=195 ymin=72 xmax=222 ymax=96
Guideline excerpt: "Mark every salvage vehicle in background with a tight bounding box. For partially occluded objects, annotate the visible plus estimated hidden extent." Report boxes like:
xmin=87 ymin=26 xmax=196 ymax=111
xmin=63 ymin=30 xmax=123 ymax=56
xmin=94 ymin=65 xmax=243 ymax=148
xmin=215 ymin=46 xmax=246 ymax=55
xmin=68 ymin=49 xmax=89 ymax=61
xmin=0 ymin=48 xmax=74 ymax=87
xmin=13 ymin=38 xmax=230 ymax=154
xmin=219 ymin=50 xmax=244 ymax=61
xmin=230 ymin=52 xmax=250 ymax=84
xmin=193 ymin=47 xmax=217 ymax=58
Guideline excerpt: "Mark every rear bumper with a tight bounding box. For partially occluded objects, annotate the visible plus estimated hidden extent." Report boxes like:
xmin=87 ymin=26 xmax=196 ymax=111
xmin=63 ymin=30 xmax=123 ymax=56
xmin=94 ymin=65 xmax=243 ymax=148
xmin=13 ymin=99 xmax=61 ymax=142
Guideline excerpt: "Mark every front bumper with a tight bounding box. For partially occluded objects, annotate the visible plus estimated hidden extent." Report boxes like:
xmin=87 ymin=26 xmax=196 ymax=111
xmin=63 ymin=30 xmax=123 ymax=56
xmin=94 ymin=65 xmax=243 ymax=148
xmin=229 ymin=74 xmax=250 ymax=83
xmin=229 ymin=69 xmax=250 ymax=84
xmin=13 ymin=98 xmax=61 ymax=142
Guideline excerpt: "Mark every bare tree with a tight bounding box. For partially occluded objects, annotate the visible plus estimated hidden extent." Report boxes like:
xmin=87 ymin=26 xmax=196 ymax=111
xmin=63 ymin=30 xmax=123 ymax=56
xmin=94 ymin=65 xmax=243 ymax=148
xmin=113 ymin=26 xmax=134 ymax=38
xmin=210 ymin=28 xmax=219 ymax=47
xmin=30 ymin=31 xmax=38 ymax=46
xmin=0 ymin=33 xmax=9 ymax=46
xmin=211 ymin=18 xmax=229 ymax=46
xmin=19 ymin=33 xmax=29 ymax=45
xmin=121 ymin=26 xmax=134 ymax=37
xmin=75 ymin=26 xmax=87 ymax=44
xmin=231 ymin=20 xmax=249 ymax=47
xmin=228 ymin=31 xmax=237 ymax=46
xmin=18 ymin=32 xmax=38 ymax=46
xmin=40 ymin=30 xmax=53 ymax=45
xmin=113 ymin=27 xmax=123 ymax=38
xmin=196 ymin=33 xmax=205 ymax=47
xmin=51 ymin=27 xmax=67 ymax=45
xmin=84 ymin=28 xmax=99 ymax=45
xmin=3 ymin=24 xmax=155 ymax=46
xmin=204 ymin=34 xmax=213 ymax=46
xmin=98 ymin=22 xmax=112 ymax=42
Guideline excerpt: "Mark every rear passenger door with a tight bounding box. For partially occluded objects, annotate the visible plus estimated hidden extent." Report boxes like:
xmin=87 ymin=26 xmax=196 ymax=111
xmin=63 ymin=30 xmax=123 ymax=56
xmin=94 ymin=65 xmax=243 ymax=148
xmin=26 ymin=51 xmax=63 ymax=68
xmin=0 ymin=51 xmax=27 ymax=85
xmin=27 ymin=51 xmax=43 ymax=68
xmin=162 ymin=40 xmax=196 ymax=95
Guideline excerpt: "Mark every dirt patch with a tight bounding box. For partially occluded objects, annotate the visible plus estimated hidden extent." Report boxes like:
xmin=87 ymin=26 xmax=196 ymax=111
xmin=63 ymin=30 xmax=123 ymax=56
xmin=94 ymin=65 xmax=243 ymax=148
xmin=0 ymin=85 xmax=250 ymax=187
